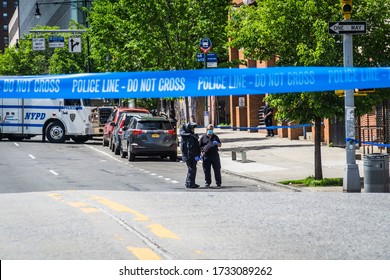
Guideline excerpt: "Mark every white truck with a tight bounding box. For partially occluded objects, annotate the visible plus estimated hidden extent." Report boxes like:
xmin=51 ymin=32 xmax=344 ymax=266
xmin=0 ymin=98 xmax=114 ymax=143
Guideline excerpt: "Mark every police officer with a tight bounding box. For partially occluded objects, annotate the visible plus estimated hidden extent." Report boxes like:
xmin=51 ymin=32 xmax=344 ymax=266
xmin=199 ymin=124 xmax=222 ymax=188
xmin=180 ymin=122 xmax=201 ymax=188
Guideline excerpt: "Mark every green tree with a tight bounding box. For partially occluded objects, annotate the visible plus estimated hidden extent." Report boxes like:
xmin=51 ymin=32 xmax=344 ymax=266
xmin=88 ymin=0 xmax=231 ymax=120
xmin=227 ymin=0 xmax=390 ymax=179
xmin=0 ymin=23 xmax=89 ymax=75
xmin=89 ymin=0 xmax=230 ymax=71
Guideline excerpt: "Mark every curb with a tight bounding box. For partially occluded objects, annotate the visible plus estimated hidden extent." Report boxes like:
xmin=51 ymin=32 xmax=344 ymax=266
xmin=220 ymin=169 xmax=303 ymax=192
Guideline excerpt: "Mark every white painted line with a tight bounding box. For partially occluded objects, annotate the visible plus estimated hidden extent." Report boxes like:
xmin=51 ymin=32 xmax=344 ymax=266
xmin=85 ymin=145 xmax=123 ymax=163
xmin=49 ymin=170 xmax=59 ymax=176
xmin=165 ymin=178 xmax=171 ymax=181
xmin=14 ymin=143 xmax=20 ymax=147
xmin=171 ymin=180 xmax=179 ymax=184
xmin=150 ymin=173 xmax=157 ymax=176
xmin=28 ymin=154 xmax=36 ymax=160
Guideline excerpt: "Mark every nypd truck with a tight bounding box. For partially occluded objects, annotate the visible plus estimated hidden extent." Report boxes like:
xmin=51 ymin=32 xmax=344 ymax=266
xmin=0 ymin=98 xmax=113 ymax=143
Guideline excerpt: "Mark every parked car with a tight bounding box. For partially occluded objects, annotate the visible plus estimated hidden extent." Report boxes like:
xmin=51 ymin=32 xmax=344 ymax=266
xmin=111 ymin=112 xmax=152 ymax=156
xmin=120 ymin=115 xmax=177 ymax=161
xmin=102 ymin=107 xmax=150 ymax=148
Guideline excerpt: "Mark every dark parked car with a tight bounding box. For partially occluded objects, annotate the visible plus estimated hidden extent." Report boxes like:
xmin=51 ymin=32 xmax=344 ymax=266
xmin=120 ymin=115 xmax=177 ymax=161
xmin=111 ymin=112 xmax=152 ymax=156
xmin=102 ymin=107 xmax=150 ymax=148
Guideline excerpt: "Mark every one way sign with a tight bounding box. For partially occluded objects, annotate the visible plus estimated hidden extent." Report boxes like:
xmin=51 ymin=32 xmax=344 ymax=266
xmin=328 ymin=21 xmax=367 ymax=35
xmin=68 ymin=37 xmax=82 ymax=53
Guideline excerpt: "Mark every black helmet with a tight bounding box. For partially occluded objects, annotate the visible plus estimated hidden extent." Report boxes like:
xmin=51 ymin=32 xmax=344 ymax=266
xmin=184 ymin=122 xmax=196 ymax=133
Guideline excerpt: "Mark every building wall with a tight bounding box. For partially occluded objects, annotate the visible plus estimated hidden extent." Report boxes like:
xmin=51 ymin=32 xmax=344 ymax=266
xmin=0 ymin=0 xmax=19 ymax=51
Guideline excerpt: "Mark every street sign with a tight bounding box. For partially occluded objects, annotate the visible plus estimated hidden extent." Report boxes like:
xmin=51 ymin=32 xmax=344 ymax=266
xmin=196 ymin=52 xmax=217 ymax=62
xmin=69 ymin=37 xmax=82 ymax=53
xmin=207 ymin=62 xmax=218 ymax=68
xmin=32 ymin=38 xmax=45 ymax=51
xmin=328 ymin=21 xmax=366 ymax=34
xmin=49 ymin=37 xmax=65 ymax=48
xmin=199 ymin=37 xmax=212 ymax=53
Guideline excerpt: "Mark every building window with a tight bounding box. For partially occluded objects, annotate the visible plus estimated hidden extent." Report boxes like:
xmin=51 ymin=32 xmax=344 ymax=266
xmin=4 ymin=36 xmax=8 ymax=45
xmin=14 ymin=0 xmax=18 ymax=6
xmin=3 ymin=13 xmax=7 ymax=18
xmin=3 ymin=24 xmax=8 ymax=31
xmin=3 ymin=1 xmax=7 ymax=8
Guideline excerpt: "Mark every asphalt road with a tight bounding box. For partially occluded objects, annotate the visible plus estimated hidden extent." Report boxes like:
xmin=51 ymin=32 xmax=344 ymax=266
xmin=1 ymin=138 xmax=390 ymax=260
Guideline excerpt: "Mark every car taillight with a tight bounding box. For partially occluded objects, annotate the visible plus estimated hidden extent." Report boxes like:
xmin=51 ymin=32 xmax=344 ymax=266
xmin=118 ymin=128 xmax=123 ymax=135
xmin=167 ymin=129 xmax=176 ymax=135
xmin=132 ymin=129 xmax=143 ymax=135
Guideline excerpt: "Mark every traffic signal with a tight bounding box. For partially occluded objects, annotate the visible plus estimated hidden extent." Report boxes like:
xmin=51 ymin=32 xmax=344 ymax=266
xmin=341 ymin=0 xmax=353 ymax=19
xmin=354 ymin=88 xmax=375 ymax=95
xmin=334 ymin=88 xmax=375 ymax=97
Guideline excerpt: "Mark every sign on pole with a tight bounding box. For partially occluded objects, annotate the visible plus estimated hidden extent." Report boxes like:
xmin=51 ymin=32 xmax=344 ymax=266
xmin=196 ymin=52 xmax=217 ymax=62
xmin=69 ymin=37 xmax=82 ymax=53
xmin=32 ymin=38 xmax=46 ymax=51
xmin=199 ymin=38 xmax=212 ymax=53
xmin=328 ymin=21 xmax=366 ymax=34
xmin=49 ymin=37 xmax=65 ymax=48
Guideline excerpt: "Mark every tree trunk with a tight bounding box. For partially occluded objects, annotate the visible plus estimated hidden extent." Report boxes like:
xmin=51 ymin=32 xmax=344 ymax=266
xmin=314 ymin=117 xmax=323 ymax=180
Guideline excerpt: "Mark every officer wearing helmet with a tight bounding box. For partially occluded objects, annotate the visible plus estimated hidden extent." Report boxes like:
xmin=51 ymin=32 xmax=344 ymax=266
xmin=180 ymin=120 xmax=201 ymax=188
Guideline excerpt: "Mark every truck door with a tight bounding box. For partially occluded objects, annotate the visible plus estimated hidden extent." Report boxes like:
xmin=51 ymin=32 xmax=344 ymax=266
xmin=60 ymin=99 xmax=89 ymax=135
xmin=1 ymin=99 xmax=22 ymax=134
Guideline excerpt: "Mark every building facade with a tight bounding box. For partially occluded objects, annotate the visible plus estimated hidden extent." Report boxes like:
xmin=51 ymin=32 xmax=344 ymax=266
xmin=0 ymin=0 xmax=18 ymax=51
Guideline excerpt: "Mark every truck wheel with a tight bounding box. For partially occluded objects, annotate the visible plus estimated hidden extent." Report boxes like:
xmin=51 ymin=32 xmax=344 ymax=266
xmin=46 ymin=121 xmax=66 ymax=143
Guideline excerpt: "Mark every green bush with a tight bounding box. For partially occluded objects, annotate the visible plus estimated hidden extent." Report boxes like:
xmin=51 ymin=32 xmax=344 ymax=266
xmin=279 ymin=176 xmax=343 ymax=187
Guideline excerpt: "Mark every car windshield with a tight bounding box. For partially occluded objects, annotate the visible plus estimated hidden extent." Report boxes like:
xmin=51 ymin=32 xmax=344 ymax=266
xmin=137 ymin=121 xmax=172 ymax=130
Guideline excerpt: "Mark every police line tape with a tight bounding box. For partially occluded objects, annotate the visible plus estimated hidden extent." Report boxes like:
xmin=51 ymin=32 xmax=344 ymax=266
xmin=346 ymin=138 xmax=390 ymax=148
xmin=0 ymin=66 xmax=389 ymax=98
xmin=215 ymin=124 xmax=313 ymax=130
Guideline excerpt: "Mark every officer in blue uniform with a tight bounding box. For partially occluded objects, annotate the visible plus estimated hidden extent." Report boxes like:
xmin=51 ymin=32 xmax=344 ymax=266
xmin=180 ymin=122 xmax=201 ymax=188
xmin=199 ymin=124 xmax=222 ymax=188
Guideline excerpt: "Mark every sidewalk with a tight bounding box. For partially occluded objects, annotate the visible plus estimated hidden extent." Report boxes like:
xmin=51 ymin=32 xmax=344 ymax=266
xmin=183 ymin=128 xmax=365 ymax=192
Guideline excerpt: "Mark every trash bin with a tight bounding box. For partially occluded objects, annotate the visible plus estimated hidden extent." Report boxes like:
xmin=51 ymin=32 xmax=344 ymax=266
xmin=363 ymin=153 xmax=390 ymax=193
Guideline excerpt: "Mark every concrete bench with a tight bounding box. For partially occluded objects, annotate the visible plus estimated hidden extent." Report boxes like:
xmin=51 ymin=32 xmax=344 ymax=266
xmin=231 ymin=146 xmax=248 ymax=163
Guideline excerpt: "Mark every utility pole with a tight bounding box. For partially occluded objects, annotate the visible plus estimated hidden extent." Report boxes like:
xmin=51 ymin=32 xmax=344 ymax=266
xmin=341 ymin=0 xmax=361 ymax=192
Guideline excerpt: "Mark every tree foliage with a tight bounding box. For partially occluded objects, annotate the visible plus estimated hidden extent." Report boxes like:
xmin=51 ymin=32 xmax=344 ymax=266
xmin=88 ymin=0 xmax=231 ymax=72
xmin=0 ymin=23 xmax=89 ymax=75
xmin=228 ymin=0 xmax=390 ymax=121
xmin=227 ymin=0 xmax=390 ymax=179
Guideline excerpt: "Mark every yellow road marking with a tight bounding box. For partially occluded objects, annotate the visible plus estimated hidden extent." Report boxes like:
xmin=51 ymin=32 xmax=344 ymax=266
xmin=90 ymin=196 xmax=149 ymax=221
xmin=68 ymin=202 xmax=89 ymax=208
xmin=127 ymin=247 xmax=161 ymax=260
xmin=48 ymin=193 xmax=63 ymax=200
xmin=147 ymin=224 xmax=180 ymax=240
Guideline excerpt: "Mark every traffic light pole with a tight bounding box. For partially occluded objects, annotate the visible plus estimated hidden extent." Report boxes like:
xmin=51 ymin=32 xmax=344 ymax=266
xmin=343 ymin=29 xmax=361 ymax=192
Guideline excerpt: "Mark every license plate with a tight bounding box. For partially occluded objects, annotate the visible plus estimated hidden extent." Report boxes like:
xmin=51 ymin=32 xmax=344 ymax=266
xmin=151 ymin=133 xmax=160 ymax=138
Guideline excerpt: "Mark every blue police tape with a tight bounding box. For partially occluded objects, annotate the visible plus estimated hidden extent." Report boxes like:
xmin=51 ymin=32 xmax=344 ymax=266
xmin=1 ymin=66 xmax=390 ymax=98
xmin=346 ymin=138 xmax=390 ymax=148
xmin=216 ymin=123 xmax=313 ymax=130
